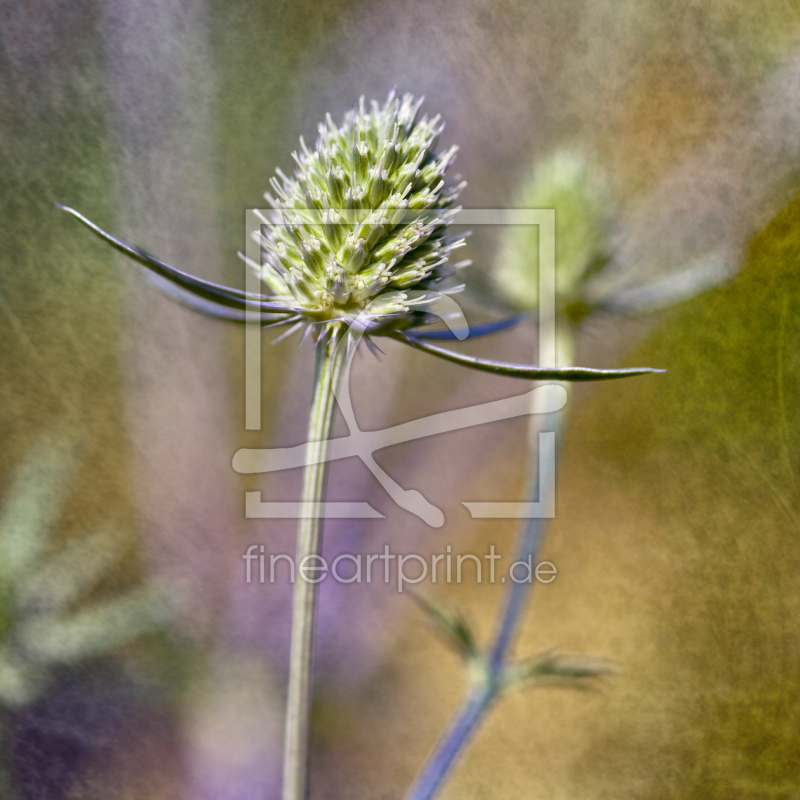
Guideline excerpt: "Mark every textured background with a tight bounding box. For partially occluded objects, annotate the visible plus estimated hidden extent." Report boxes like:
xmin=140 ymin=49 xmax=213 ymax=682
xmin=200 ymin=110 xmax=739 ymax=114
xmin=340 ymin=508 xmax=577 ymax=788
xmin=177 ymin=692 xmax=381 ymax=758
xmin=1 ymin=1 xmax=799 ymax=798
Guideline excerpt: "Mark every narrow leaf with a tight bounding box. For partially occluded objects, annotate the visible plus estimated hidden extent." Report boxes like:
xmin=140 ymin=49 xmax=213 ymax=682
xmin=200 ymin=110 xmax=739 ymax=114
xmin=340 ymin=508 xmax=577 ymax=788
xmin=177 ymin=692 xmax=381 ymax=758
xmin=16 ymin=526 xmax=126 ymax=614
xmin=141 ymin=272 xmax=294 ymax=325
xmin=503 ymin=651 xmax=614 ymax=693
xmin=56 ymin=204 xmax=292 ymax=313
xmin=413 ymin=313 xmax=529 ymax=341
xmin=597 ymin=248 xmax=739 ymax=316
xmin=20 ymin=587 xmax=170 ymax=665
xmin=409 ymin=591 xmax=479 ymax=661
xmin=391 ymin=333 xmax=664 ymax=381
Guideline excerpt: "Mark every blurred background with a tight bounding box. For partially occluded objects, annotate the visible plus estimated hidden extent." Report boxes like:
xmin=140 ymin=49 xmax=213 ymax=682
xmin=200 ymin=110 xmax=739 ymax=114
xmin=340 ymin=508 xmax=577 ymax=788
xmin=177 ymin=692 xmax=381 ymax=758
xmin=1 ymin=1 xmax=800 ymax=798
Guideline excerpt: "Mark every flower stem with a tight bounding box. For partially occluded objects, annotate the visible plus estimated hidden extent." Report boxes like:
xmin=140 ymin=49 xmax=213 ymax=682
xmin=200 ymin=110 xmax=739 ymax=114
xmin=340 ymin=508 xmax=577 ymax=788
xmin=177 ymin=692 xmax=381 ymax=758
xmin=403 ymin=323 xmax=575 ymax=800
xmin=283 ymin=325 xmax=346 ymax=800
xmin=488 ymin=391 xmax=568 ymax=672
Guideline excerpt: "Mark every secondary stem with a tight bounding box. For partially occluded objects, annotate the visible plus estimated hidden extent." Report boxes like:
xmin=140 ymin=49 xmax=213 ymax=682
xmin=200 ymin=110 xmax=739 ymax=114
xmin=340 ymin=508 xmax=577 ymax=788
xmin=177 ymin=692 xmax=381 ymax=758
xmin=282 ymin=325 xmax=346 ymax=800
xmin=403 ymin=322 xmax=575 ymax=800
xmin=489 ymin=392 xmax=568 ymax=671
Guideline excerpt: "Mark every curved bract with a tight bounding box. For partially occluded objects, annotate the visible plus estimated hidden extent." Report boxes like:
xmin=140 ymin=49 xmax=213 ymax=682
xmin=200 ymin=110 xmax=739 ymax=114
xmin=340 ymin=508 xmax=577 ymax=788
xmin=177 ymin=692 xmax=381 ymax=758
xmin=392 ymin=332 xmax=664 ymax=381
xmin=56 ymin=204 xmax=293 ymax=314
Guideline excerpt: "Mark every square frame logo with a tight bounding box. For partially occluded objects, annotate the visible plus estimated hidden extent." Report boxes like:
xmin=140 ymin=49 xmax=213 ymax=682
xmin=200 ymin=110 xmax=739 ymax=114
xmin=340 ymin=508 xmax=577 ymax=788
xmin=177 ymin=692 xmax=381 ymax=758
xmin=233 ymin=209 xmax=561 ymax=527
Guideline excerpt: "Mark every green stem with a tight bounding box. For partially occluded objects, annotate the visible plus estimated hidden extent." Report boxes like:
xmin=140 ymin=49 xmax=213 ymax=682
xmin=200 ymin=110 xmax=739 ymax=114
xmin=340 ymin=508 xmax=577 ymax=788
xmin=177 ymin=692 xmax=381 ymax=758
xmin=282 ymin=325 xmax=346 ymax=800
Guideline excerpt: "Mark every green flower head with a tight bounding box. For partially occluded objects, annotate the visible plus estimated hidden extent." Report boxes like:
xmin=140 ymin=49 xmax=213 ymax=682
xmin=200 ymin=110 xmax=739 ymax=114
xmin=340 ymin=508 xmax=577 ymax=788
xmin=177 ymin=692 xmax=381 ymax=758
xmin=251 ymin=91 xmax=467 ymax=331
xmin=495 ymin=150 xmax=609 ymax=318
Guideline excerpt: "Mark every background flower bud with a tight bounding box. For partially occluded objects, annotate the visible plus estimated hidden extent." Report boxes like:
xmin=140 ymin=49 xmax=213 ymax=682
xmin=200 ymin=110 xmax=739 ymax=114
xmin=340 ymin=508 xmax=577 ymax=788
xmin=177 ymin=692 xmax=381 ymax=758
xmin=494 ymin=151 xmax=609 ymax=313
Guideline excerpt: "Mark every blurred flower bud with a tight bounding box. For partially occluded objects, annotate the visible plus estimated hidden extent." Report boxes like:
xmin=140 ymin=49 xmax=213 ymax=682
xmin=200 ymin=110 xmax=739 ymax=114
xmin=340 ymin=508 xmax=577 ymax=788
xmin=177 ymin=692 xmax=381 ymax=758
xmin=495 ymin=151 xmax=609 ymax=320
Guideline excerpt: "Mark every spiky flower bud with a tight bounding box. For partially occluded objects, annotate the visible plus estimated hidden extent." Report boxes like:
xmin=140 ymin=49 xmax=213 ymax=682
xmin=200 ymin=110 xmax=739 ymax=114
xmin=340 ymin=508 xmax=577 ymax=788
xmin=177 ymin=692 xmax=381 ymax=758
xmin=495 ymin=151 xmax=609 ymax=319
xmin=255 ymin=92 xmax=466 ymax=330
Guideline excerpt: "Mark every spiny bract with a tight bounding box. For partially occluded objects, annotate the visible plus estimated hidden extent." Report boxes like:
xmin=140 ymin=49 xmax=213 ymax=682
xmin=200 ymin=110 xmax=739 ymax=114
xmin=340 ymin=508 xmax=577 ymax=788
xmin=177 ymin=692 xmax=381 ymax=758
xmin=249 ymin=91 xmax=467 ymax=332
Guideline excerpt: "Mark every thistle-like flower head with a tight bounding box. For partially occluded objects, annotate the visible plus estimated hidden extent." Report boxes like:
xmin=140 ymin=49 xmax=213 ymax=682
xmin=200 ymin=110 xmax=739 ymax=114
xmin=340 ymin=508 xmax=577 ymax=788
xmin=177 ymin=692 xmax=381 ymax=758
xmin=252 ymin=91 xmax=466 ymax=330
